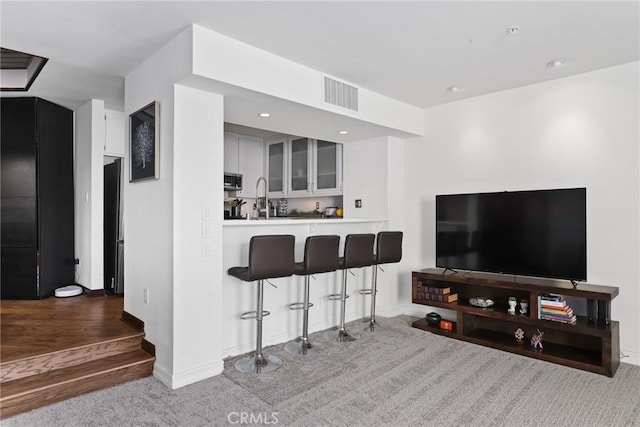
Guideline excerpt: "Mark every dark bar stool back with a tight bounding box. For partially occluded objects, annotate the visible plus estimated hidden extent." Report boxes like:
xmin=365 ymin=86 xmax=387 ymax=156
xmin=228 ymin=234 xmax=295 ymax=373
xmin=285 ymin=235 xmax=340 ymax=355
xmin=364 ymin=231 xmax=403 ymax=332
xmin=326 ymin=233 xmax=375 ymax=342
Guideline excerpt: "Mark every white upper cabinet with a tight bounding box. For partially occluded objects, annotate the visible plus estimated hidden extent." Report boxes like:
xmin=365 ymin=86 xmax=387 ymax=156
xmin=224 ymin=132 xmax=264 ymax=198
xmin=266 ymin=137 xmax=342 ymax=198
xmin=237 ymin=135 xmax=263 ymax=198
xmin=266 ymin=138 xmax=286 ymax=197
xmin=313 ymin=139 xmax=342 ymax=195
xmin=288 ymin=137 xmax=312 ymax=196
xmin=104 ymin=109 xmax=125 ymax=157
xmin=224 ymin=132 xmax=239 ymax=173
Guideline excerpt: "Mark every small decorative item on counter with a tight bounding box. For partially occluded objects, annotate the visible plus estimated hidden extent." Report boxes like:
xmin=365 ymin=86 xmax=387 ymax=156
xmin=530 ymin=329 xmax=544 ymax=349
xmin=277 ymin=198 xmax=288 ymax=217
xmin=440 ymin=319 xmax=454 ymax=331
xmin=519 ymin=299 xmax=529 ymax=314
xmin=508 ymin=296 xmax=517 ymax=314
xmin=514 ymin=328 xmax=525 ymax=344
xmin=336 ymin=207 xmax=343 ymax=217
xmin=425 ymin=312 xmax=441 ymax=326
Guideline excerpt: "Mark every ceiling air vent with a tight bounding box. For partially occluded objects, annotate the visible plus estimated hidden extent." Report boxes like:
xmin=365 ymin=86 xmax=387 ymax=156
xmin=323 ymin=76 xmax=358 ymax=112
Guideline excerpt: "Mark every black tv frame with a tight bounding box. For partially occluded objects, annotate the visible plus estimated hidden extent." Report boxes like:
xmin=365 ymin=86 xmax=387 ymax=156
xmin=435 ymin=188 xmax=587 ymax=282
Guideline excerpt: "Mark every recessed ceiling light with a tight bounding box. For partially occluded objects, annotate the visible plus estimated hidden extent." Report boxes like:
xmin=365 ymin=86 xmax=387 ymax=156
xmin=547 ymin=59 xmax=565 ymax=68
xmin=447 ymin=86 xmax=462 ymax=93
xmin=339 ymin=130 xmax=348 ymax=135
xmin=506 ymin=26 xmax=520 ymax=35
xmin=258 ymin=112 xmax=270 ymax=118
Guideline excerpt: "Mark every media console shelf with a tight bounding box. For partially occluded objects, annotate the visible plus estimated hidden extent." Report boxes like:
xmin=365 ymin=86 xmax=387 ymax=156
xmin=411 ymin=268 xmax=619 ymax=377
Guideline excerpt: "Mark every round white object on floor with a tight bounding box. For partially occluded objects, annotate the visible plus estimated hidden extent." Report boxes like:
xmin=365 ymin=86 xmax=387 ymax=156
xmin=55 ymin=285 xmax=83 ymax=298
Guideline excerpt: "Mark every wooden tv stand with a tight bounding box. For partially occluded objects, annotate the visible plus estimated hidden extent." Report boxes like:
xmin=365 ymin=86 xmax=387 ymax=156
xmin=411 ymin=268 xmax=619 ymax=377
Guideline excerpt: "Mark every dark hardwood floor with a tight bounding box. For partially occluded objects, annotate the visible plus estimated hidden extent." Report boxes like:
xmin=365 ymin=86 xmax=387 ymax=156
xmin=0 ymin=295 xmax=155 ymax=418
xmin=1 ymin=295 xmax=130 ymax=363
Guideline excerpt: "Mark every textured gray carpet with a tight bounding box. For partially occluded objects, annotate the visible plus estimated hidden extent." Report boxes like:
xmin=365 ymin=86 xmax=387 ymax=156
xmin=4 ymin=316 xmax=639 ymax=426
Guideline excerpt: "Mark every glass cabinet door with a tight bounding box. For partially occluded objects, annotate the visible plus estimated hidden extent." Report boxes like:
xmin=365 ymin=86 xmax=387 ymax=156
xmin=267 ymin=140 xmax=285 ymax=195
xmin=314 ymin=140 xmax=342 ymax=194
xmin=288 ymin=137 xmax=310 ymax=194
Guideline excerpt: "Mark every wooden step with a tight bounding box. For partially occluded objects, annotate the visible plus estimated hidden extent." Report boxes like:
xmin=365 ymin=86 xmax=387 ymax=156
xmin=0 ymin=349 xmax=155 ymax=419
xmin=0 ymin=332 xmax=145 ymax=383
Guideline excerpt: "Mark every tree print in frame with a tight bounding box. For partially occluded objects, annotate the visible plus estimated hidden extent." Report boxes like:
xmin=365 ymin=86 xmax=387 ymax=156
xmin=129 ymin=101 xmax=159 ymax=181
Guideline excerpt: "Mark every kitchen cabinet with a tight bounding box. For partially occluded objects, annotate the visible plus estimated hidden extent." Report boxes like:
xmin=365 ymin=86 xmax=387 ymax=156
xmin=104 ymin=109 xmax=125 ymax=157
xmin=224 ymin=133 xmax=239 ymax=174
xmin=313 ymin=139 xmax=342 ymax=195
xmin=224 ymin=132 xmax=264 ymax=198
xmin=266 ymin=137 xmax=342 ymax=198
xmin=288 ymin=137 xmax=312 ymax=196
xmin=266 ymin=138 xmax=286 ymax=197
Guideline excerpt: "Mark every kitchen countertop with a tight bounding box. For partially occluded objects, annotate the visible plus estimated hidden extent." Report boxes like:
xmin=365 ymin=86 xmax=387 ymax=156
xmin=223 ymin=217 xmax=386 ymax=226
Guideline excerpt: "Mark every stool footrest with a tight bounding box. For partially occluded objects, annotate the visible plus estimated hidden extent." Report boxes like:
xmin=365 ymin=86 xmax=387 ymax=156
xmin=240 ymin=310 xmax=271 ymax=320
xmin=287 ymin=302 xmax=314 ymax=310
xmin=328 ymin=293 xmax=349 ymax=301
xmin=359 ymin=289 xmax=373 ymax=295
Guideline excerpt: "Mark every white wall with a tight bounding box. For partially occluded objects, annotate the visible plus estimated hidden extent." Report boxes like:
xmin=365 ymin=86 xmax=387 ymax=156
xmin=124 ymin=26 xmax=192 ymax=385
xmin=172 ymin=84 xmax=224 ymax=386
xmin=74 ymin=99 xmax=104 ymax=290
xmin=401 ymin=62 xmax=640 ymax=364
xmin=343 ymin=136 xmax=390 ymax=219
xmin=191 ymin=24 xmax=423 ymax=137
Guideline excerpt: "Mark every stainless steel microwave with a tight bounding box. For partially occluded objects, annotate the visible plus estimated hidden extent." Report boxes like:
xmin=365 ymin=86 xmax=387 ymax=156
xmin=224 ymin=173 xmax=242 ymax=191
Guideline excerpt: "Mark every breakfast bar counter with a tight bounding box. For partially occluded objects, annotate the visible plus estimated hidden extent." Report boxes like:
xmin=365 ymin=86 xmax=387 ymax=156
xmin=223 ymin=217 xmax=386 ymax=226
xmin=221 ymin=217 xmax=389 ymax=359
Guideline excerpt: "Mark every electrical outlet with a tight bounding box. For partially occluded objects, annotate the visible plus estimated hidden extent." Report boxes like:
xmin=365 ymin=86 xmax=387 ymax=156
xmin=143 ymin=288 xmax=149 ymax=304
xmin=315 ymin=201 xmax=320 ymax=209
xmin=355 ymin=199 xmax=362 ymax=208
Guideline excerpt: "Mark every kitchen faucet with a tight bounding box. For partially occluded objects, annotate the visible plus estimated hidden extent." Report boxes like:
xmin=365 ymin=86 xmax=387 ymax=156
xmin=255 ymin=177 xmax=269 ymax=219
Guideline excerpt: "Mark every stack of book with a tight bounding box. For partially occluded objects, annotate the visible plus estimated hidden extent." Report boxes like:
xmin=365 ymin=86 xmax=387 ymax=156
xmin=416 ymin=282 xmax=458 ymax=303
xmin=538 ymin=294 xmax=577 ymax=325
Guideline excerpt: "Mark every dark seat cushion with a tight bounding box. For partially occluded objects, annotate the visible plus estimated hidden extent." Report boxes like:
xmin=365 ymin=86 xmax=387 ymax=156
xmin=228 ymin=266 xmax=250 ymax=281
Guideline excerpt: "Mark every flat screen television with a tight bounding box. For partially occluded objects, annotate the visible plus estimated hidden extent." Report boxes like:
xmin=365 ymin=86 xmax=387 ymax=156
xmin=436 ymin=188 xmax=586 ymax=281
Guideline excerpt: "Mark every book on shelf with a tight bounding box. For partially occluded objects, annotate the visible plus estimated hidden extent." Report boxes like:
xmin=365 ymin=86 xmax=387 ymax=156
xmin=425 ymin=293 xmax=458 ymax=303
xmin=540 ymin=306 xmax=574 ymax=316
xmin=540 ymin=299 xmax=568 ymax=309
xmin=538 ymin=295 xmax=576 ymax=324
xmin=540 ymin=293 xmax=564 ymax=302
xmin=538 ymin=294 xmax=567 ymax=307
xmin=426 ymin=286 xmax=451 ymax=295
xmin=540 ymin=314 xmax=577 ymax=325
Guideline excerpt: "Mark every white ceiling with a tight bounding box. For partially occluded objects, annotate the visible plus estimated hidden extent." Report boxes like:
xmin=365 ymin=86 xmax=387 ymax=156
xmin=1 ymin=1 xmax=638 ymax=114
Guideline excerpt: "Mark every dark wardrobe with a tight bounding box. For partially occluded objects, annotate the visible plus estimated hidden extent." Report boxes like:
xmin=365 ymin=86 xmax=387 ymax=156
xmin=1 ymin=97 xmax=74 ymax=299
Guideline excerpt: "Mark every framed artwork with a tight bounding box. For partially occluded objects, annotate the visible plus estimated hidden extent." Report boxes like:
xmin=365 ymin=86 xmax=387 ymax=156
xmin=129 ymin=101 xmax=159 ymax=181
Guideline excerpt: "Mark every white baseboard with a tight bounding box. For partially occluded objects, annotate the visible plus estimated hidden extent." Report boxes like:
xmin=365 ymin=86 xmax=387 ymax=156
xmin=621 ymin=348 xmax=639 ymax=366
xmin=153 ymin=360 xmax=224 ymax=390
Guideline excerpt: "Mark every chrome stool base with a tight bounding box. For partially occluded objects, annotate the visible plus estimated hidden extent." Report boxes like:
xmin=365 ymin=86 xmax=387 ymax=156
xmin=234 ymin=354 xmax=282 ymax=374
xmin=363 ymin=318 xmax=381 ymax=332
xmin=284 ymin=338 xmax=325 ymax=355
xmin=324 ymin=326 xmax=358 ymax=342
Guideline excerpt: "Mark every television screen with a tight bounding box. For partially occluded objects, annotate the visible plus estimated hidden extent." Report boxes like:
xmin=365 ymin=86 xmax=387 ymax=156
xmin=436 ymin=188 xmax=586 ymax=281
